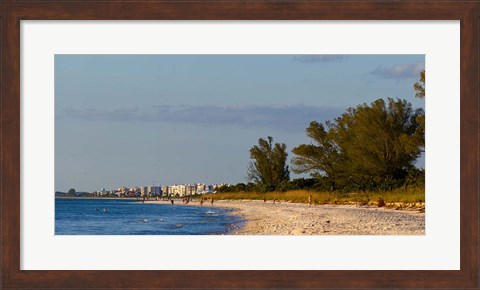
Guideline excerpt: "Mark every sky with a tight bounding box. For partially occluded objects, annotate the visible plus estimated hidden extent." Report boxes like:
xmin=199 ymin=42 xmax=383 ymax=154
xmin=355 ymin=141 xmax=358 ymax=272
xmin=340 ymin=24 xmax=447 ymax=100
xmin=55 ymin=55 xmax=425 ymax=192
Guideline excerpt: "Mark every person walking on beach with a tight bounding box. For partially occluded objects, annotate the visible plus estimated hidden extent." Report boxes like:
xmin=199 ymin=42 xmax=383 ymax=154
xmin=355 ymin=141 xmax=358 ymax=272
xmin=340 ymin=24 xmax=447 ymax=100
xmin=171 ymin=199 xmax=174 ymax=205
xmin=200 ymin=199 xmax=204 ymax=206
xmin=308 ymin=194 xmax=313 ymax=207
xmin=211 ymin=197 xmax=214 ymax=206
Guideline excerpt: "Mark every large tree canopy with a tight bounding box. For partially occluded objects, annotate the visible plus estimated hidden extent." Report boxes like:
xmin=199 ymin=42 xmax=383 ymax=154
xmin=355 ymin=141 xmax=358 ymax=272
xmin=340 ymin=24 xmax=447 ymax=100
xmin=248 ymin=136 xmax=290 ymax=192
xmin=335 ymin=98 xmax=424 ymax=181
xmin=292 ymin=98 xmax=424 ymax=190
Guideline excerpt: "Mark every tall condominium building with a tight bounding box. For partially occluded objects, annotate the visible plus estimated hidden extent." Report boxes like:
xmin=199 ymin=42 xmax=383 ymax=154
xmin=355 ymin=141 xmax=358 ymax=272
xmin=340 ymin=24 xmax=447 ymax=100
xmin=140 ymin=186 xmax=148 ymax=196
xmin=196 ymin=183 xmax=207 ymax=192
xmin=170 ymin=184 xmax=187 ymax=197
xmin=148 ymin=185 xmax=162 ymax=196
xmin=186 ymin=184 xmax=196 ymax=195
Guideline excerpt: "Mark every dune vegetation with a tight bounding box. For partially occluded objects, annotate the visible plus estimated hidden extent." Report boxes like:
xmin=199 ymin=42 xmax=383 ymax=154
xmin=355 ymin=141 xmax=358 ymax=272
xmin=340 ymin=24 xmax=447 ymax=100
xmin=201 ymin=186 xmax=424 ymax=208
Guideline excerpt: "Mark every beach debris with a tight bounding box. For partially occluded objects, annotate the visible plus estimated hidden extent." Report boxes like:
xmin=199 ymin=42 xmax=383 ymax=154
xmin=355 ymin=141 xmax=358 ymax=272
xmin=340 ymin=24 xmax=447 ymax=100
xmin=377 ymin=198 xmax=386 ymax=207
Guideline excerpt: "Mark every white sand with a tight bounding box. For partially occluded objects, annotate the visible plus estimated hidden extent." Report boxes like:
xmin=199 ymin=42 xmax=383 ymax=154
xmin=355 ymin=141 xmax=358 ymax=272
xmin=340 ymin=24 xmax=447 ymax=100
xmin=145 ymin=199 xmax=425 ymax=235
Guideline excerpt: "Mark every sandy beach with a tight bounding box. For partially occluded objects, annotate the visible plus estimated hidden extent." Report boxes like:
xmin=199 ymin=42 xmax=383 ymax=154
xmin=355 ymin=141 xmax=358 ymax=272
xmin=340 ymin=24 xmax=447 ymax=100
xmin=145 ymin=199 xmax=425 ymax=235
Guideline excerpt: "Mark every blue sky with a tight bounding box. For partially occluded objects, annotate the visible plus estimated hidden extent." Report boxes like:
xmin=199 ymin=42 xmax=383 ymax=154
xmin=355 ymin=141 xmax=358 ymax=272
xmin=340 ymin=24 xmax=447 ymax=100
xmin=55 ymin=55 xmax=425 ymax=192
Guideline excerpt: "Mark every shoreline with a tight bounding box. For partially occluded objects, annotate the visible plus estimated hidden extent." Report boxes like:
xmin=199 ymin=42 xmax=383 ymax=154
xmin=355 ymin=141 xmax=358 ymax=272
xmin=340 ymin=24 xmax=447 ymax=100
xmin=55 ymin=197 xmax=139 ymax=200
xmin=143 ymin=199 xmax=425 ymax=235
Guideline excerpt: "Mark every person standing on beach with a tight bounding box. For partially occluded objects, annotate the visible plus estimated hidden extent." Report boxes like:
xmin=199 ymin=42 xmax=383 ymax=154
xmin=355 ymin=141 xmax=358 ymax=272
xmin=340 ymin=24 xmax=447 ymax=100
xmin=171 ymin=199 xmax=174 ymax=205
xmin=308 ymin=194 xmax=312 ymax=207
xmin=200 ymin=199 xmax=204 ymax=206
xmin=211 ymin=197 xmax=214 ymax=206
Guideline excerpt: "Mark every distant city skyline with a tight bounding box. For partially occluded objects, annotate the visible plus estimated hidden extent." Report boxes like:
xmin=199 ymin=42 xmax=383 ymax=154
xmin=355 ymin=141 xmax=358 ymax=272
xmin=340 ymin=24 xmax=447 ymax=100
xmin=55 ymin=55 xmax=425 ymax=192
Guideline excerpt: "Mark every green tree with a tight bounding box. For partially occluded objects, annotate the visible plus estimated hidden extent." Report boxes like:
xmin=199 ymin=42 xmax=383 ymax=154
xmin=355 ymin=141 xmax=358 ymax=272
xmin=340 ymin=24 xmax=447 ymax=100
xmin=68 ymin=188 xmax=76 ymax=196
xmin=234 ymin=183 xmax=246 ymax=192
xmin=292 ymin=98 xmax=424 ymax=190
xmin=413 ymin=70 xmax=425 ymax=137
xmin=291 ymin=121 xmax=343 ymax=190
xmin=414 ymin=69 xmax=425 ymax=99
xmin=248 ymin=136 xmax=290 ymax=192
xmin=335 ymin=98 xmax=424 ymax=185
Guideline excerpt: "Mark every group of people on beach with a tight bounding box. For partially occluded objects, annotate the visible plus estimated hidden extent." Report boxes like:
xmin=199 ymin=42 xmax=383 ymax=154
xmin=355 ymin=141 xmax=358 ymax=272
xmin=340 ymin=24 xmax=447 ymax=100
xmin=199 ymin=197 xmax=214 ymax=206
xmin=139 ymin=193 xmax=313 ymax=208
xmin=137 ymin=196 xmax=160 ymax=203
xmin=139 ymin=196 xmax=149 ymax=203
xmin=163 ymin=196 xmax=214 ymax=206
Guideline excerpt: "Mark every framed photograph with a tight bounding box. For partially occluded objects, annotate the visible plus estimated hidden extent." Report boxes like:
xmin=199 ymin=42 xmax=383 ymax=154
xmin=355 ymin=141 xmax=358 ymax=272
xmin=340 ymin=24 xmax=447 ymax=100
xmin=1 ymin=0 xmax=478 ymax=289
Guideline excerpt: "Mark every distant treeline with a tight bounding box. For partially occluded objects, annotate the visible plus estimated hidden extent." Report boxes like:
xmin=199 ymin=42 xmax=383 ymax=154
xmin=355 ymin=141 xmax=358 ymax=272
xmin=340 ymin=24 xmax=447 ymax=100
xmin=218 ymin=167 xmax=424 ymax=194
xmin=55 ymin=188 xmax=93 ymax=197
xmin=238 ymin=70 xmax=425 ymax=194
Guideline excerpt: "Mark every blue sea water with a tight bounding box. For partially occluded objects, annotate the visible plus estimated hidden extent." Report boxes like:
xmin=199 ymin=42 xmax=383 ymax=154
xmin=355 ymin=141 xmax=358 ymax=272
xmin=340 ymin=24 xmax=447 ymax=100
xmin=55 ymin=198 xmax=243 ymax=235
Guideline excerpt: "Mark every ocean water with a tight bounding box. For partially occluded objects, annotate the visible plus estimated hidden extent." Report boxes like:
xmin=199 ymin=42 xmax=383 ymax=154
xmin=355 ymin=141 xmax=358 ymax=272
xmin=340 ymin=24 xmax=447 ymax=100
xmin=55 ymin=198 xmax=243 ymax=235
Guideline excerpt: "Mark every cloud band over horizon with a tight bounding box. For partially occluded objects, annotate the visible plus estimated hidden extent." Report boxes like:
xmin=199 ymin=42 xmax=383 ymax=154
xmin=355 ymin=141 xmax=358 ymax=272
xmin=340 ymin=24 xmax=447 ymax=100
xmin=58 ymin=104 xmax=346 ymax=132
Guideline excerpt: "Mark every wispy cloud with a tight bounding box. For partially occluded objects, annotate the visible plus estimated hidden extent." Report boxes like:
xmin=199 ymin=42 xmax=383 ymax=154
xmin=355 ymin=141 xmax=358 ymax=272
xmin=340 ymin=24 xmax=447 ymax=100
xmin=370 ymin=62 xmax=424 ymax=79
xmin=58 ymin=104 xmax=345 ymax=132
xmin=293 ymin=55 xmax=347 ymax=64
xmin=60 ymin=106 xmax=140 ymax=122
